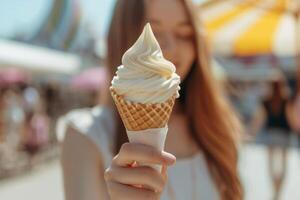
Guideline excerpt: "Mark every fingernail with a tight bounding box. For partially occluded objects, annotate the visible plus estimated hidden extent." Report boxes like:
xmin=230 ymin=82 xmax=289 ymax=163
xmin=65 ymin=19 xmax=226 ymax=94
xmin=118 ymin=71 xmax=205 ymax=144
xmin=162 ymin=151 xmax=176 ymax=164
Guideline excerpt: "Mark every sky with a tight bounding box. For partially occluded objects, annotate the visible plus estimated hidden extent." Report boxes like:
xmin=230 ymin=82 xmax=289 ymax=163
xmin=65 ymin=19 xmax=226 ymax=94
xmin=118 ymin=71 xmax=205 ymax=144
xmin=0 ymin=0 xmax=52 ymax=38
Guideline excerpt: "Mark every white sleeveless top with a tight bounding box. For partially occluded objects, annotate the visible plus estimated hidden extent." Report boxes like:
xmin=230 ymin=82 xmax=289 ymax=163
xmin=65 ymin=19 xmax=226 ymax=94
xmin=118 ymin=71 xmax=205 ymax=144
xmin=60 ymin=106 xmax=220 ymax=200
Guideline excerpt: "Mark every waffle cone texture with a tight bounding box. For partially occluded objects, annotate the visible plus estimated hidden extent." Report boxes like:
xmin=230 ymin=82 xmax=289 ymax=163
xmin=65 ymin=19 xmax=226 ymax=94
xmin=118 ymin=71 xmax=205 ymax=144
xmin=110 ymin=88 xmax=176 ymax=131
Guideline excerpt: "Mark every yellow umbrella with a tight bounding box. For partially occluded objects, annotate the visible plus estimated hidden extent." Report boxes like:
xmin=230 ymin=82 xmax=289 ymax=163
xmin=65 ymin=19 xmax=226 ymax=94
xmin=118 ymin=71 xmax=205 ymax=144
xmin=199 ymin=0 xmax=299 ymax=57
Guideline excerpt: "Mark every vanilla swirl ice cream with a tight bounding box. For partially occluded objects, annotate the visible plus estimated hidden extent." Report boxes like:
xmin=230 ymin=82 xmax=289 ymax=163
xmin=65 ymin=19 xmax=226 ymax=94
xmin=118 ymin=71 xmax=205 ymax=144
xmin=111 ymin=23 xmax=180 ymax=104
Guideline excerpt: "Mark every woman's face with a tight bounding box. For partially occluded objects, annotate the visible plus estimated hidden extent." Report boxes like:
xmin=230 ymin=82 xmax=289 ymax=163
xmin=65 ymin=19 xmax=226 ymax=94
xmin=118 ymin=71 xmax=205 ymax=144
xmin=145 ymin=0 xmax=196 ymax=80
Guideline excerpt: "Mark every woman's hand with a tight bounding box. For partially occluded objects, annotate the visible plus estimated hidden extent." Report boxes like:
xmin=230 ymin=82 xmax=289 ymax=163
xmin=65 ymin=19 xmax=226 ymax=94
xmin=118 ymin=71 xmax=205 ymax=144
xmin=104 ymin=142 xmax=176 ymax=200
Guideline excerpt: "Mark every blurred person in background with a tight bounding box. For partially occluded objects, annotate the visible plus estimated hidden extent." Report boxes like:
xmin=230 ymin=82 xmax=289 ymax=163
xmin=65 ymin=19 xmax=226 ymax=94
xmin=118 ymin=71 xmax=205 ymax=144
xmin=61 ymin=0 xmax=243 ymax=200
xmin=249 ymin=71 xmax=292 ymax=200
xmin=23 ymin=85 xmax=40 ymax=115
xmin=22 ymin=89 xmax=49 ymax=167
xmin=22 ymin=98 xmax=49 ymax=167
xmin=22 ymin=85 xmax=40 ymax=150
xmin=0 ymin=89 xmax=5 ymax=143
xmin=0 ymin=87 xmax=25 ymax=171
xmin=288 ymin=86 xmax=300 ymax=158
xmin=3 ymin=87 xmax=25 ymax=149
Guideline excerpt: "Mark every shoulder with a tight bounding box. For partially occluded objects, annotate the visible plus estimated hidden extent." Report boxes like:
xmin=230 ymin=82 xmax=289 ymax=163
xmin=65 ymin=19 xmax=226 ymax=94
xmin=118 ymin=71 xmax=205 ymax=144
xmin=68 ymin=106 xmax=114 ymax=132
xmin=57 ymin=106 xmax=116 ymax=142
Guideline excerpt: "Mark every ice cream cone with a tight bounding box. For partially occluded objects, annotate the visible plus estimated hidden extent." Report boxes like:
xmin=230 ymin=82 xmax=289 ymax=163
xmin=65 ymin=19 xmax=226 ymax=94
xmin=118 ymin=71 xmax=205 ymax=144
xmin=110 ymin=88 xmax=175 ymax=131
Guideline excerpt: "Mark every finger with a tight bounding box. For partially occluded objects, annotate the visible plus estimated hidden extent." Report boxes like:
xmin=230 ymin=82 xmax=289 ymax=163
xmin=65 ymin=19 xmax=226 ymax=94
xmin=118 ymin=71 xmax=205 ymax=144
xmin=107 ymin=181 xmax=160 ymax=200
xmin=114 ymin=143 xmax=176 ymax=167
xmin=105 ymin=165 xmax=165 ymax=193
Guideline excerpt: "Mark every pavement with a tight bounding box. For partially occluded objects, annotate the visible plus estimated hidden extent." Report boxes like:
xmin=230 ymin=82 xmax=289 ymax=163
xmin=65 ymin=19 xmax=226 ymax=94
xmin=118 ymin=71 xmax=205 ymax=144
xmin=0 ymin=144 xmax=299 ymax=200
xmin=0 ymin=160 xmax=64 ymax=200
xmin=240 ymin=144 xmax=300 ymax=200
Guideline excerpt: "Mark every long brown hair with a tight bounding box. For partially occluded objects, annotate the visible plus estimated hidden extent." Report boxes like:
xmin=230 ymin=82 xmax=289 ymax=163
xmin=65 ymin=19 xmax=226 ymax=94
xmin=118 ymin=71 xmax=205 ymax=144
xmin=106 ymin=0 xmax=243 ymax=199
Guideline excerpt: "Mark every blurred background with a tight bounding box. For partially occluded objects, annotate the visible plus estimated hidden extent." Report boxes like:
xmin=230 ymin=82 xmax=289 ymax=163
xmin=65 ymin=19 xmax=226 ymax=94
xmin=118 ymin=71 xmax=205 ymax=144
xmin=0 ymin=0 xmax=300 ymax=199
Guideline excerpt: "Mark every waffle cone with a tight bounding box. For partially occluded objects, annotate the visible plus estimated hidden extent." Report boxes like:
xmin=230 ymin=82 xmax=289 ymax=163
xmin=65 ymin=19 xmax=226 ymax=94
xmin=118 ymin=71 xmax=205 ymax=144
xmin=110 ymin=88 xmax=176 ymax=131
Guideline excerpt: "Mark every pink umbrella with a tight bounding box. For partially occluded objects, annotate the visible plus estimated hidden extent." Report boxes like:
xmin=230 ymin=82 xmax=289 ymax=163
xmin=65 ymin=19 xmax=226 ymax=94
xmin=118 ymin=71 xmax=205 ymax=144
xmin=0 ymin=68 xmax=29 ymax=86
xmin=71 ymin=67 xmax=108 ymax=91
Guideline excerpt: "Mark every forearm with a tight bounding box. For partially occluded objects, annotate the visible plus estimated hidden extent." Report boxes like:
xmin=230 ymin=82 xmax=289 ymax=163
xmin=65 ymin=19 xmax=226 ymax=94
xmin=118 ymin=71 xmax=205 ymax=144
xmin=61 ymin=127 xmax=110 ymax=200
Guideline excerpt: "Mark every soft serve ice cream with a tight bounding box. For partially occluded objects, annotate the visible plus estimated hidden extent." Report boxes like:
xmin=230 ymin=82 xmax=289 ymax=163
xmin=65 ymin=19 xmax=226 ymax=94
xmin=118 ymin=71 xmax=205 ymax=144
xmin=111 ymin=23 xmax=180 ymax=104
xmin=110 ymin=23 xmax=180 ymax=172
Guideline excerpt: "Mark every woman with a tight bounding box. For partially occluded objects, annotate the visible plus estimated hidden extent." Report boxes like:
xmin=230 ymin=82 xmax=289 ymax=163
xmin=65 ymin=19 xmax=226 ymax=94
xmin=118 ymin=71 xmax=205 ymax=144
xmin=0 ymin=89 xmax=5 ymax=143
xmin=250 ymin=72 xmax=292 ymax=200
xmin=61 ymin=0 xmax=242 ymax=199
xmin=22 ymin=100 xmax=49 ymax=162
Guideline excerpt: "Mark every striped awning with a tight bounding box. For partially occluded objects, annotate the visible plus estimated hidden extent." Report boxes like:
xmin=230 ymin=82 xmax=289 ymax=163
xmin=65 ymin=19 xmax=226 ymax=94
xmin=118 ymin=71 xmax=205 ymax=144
xmin=200 ymin=0 xmax=300 ymax=57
